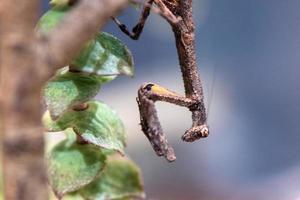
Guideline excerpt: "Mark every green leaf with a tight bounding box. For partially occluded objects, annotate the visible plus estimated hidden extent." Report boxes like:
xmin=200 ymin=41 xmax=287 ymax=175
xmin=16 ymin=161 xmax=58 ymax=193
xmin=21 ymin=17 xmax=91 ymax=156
xmin=38 ymin=9 xmax=134 ymax=83
xmin=44 ymin=101 xmax=126 ymax=154
xmin=78 ymin=156 xmax=145 ymax=200
xmin=71 ymin=32 xmax=134 ymax=82
xmin=47 ymin=138 xmax=107 ymax=199
xmin=43 ymin=110 xmax=63 ymax=132
xmin=44 ymin=69 xmax=101 ymax=119
xmin=37 ymin=8 xmax=68 ymax=33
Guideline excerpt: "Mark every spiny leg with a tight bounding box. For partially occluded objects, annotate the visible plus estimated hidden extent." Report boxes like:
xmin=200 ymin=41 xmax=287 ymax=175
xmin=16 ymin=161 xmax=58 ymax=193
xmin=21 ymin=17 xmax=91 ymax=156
xmin=112 ymin=0 xmax=179 ymax=40
xmin=112 ymin=0 xmax=154 ymax=40
xmin=133 ymin=1 xmax=209 ymax=161
xmin=137 ymin=92 xmax=173 ymax=160
xmin=137 ymin=83 xmax=189 ymax=162
xmin=159 ymin=1 xmax=210 ymax=142
xmin=137 ymin=82 xmax=208 ymax=162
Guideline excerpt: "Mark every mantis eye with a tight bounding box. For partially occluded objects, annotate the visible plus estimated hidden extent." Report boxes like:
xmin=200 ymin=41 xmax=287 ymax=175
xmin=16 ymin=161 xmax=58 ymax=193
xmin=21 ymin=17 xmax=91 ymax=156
xmin=143 ymin=83 xmax=154 ymax=91
xmin=200 ymin=126 xmax=209 ymax=137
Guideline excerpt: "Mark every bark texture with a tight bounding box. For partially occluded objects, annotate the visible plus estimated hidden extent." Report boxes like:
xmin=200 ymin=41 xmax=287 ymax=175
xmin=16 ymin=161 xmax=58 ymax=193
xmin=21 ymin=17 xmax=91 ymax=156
xmin=0 ymin=1 xmax=48 ymax=199
xmin=0 ymin=0 xmax=128 ymax=199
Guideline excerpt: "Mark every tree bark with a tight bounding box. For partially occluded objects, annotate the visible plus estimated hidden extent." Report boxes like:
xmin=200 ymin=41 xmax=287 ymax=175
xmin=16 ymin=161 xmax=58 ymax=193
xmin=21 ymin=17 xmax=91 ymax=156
xmin=0 ymin=0 xmax=48 ymax=199
xmin=0 ymin=0 xmax=128 ymax=199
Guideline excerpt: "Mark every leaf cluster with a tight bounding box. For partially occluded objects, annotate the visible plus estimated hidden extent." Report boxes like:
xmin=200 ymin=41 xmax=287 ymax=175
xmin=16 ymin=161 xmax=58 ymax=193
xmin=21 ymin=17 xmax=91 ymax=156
xmin=38 ymin=1 xmax=144 ymax=199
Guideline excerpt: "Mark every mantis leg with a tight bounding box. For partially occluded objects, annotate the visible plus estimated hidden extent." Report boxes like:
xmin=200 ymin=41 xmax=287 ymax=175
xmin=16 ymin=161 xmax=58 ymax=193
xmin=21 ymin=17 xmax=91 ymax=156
xmin=112 ymin=0 xmax=154 ymax=40
xmin=137 ymin=82 xmax=207 ymax=162
xmin=134 ymin=0 xmax=209 ymax=162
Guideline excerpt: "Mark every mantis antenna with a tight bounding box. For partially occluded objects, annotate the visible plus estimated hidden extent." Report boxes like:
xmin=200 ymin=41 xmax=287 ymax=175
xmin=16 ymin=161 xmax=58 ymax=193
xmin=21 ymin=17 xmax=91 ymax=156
xmin=206 ymin=64 xmax=218 ymax=121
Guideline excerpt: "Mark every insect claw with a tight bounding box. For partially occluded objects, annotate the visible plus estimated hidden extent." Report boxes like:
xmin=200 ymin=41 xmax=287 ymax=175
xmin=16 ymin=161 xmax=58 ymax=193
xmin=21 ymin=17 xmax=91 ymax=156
xmin=182 ymin=125 xmax=209 ymax=142
xmin=165 ymin=147 xmax=176 ymax=162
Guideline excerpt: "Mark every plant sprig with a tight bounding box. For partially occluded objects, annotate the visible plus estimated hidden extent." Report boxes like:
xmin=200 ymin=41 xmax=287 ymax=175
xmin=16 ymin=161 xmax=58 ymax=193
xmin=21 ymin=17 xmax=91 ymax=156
xmin=38 ymin=1 xmax=144 ymax=199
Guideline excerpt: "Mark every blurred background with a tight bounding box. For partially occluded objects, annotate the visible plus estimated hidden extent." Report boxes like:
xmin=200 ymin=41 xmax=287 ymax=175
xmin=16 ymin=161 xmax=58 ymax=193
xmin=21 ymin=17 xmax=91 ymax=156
xmin=44 ymin=0 xmax=300 ymax=199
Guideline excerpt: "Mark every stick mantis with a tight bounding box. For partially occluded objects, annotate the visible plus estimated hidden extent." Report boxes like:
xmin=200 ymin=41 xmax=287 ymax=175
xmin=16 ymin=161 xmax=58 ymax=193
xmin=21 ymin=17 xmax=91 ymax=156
xmin=113 ymin=0 xmax=209 ymax=162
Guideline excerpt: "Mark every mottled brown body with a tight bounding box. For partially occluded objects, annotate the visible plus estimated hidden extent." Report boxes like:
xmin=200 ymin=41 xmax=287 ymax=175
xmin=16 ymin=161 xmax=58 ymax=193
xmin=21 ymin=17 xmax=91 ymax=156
xmin=161 ymin=0 xmax=180 ymax=14
xmin=115 ymin=0 xmax=209 ymax=161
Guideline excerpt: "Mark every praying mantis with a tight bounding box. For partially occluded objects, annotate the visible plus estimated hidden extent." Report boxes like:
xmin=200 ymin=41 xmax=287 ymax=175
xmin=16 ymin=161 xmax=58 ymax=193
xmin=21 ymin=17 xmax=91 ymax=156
xmin=113 ymin=0 xmax=209 ymax=162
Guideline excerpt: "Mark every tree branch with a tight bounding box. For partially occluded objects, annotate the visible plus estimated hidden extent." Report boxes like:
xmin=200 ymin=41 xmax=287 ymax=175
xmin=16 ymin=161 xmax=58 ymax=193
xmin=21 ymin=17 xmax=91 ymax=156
xmin=0 ymin=0 xmax=48 ymax=199
xmin=37 ymin=0 xmax=128 ymax=78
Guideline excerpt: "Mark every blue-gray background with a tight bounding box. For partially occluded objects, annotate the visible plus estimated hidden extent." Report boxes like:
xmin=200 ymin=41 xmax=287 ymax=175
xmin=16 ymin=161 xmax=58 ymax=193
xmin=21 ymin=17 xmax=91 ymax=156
xmin=43 ymin=1 xmax=300 ymax=199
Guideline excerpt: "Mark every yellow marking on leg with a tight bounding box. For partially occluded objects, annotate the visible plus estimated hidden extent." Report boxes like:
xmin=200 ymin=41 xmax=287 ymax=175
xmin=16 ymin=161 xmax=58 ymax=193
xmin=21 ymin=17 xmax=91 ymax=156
xmin=151 ymin=84 xmax=178 ymax=96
